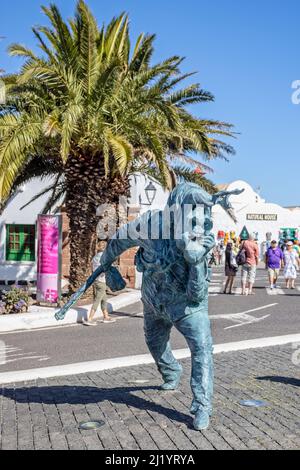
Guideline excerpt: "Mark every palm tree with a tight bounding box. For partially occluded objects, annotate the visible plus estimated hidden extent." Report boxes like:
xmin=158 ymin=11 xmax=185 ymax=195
xmin=0 ymin=1 xmax=235 ymax=292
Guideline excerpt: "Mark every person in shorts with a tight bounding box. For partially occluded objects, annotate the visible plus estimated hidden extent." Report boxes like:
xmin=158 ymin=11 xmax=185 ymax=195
xmin=84 ymin=241 xmax=116 ymax=326
xmin=265 ymin=240 xmax=283 ymax=289
xmin=241 ymin=234 xmax=259 ymax=295
xmin=293 ymin=239 xmax=300 ymax=257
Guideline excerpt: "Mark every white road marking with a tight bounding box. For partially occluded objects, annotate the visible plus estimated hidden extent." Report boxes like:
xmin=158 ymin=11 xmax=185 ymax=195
xmin=0 ymin=340 xmax=5 ymax=365
xmin=207 ymin=284 xmax=300 ymax=296
xmin=266 ymin=288 xmax=285 ymax=295
xmin=210 ymin=303 xmax=277 ymax=329
xmin=224 ymin=314 xmax=271 ymax=330
xmin=1 ymin=333 xmax=300 ymax=385
xmin=4 ymin=356 xmax=50 ymax=365
xmin=211 ymin=303 xmax=278 ymax=317
xmin=0 ymin=344 xmax=49 ymax=365
xmin=0 ymin=323 xmax=81 ymax=336
xmin=0 ymin=353 xmax=29 ymax=360
xmin=208 ymin=286 xmax=223 ymax=293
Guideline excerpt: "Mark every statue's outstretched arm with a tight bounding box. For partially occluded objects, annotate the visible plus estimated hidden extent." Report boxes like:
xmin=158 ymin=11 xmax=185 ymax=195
xmin=54 ymin=218 xmax=144 ymax=321
xmin=100 ymin=217 xmax=144 ymax=270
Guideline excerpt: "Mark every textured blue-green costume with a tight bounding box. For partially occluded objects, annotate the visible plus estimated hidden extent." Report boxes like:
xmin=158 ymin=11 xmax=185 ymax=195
xmin=100 ymin=183 xmax=241 ymax=430
xmin=56 ymin=182 xmax=241 ymax=430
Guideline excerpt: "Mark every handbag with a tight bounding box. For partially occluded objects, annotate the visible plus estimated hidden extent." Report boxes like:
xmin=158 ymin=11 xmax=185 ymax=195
xmin=230 ymin=251 xmax=238 ymax=269
xmin=236 ymin=243 xmax=247 ymax=266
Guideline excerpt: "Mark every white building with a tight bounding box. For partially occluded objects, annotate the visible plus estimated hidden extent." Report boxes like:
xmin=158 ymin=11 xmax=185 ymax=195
xmin=136 ymin=177 xmax=300 ymax=249
xmin=0 ymin=176 xmax=299 ymax=284
xmin=0 ymin=179 xmax=59 ymax=285
xmin=211 ymin=180 xmax=300 ymax=251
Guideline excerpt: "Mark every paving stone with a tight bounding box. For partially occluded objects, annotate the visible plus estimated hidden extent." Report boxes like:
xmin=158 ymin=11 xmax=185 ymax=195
xmin=0 ymin=344 xmax=299 ymax=450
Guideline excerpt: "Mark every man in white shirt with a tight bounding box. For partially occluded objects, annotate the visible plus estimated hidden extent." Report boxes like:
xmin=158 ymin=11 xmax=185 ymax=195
xmin=84 ymin=242 xmax=116 ymax=325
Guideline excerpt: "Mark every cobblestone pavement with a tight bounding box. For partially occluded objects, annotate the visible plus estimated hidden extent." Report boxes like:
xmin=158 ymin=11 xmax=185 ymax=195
xmin=0 ymin=344 xmax=300 ymax=450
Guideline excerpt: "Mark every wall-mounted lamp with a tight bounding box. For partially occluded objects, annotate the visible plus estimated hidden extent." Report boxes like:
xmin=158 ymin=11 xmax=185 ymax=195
xmin=139 ymin=181 xmax=157 ymax=206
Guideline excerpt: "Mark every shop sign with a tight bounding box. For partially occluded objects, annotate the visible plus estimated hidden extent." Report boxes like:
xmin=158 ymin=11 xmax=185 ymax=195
xmin=36 ymin=214 xmax=62 ymax=304
xmin=246 ymin=214 xmax=277 ymax=221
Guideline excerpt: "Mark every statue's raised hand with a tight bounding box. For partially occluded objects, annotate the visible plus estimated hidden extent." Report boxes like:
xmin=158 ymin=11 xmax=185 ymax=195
xmin=203 ymin=233 xmax=215 ymax=252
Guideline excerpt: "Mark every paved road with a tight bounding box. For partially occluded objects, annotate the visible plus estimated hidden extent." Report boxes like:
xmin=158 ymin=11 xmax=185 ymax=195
xmin=0 ymin=268 xmax=300 ymax=372
xmin=1 ymin=344 xmax=299 ymax=450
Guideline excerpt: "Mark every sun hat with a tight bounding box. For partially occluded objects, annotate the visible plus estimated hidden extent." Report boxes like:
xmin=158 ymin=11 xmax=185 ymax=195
xmin=287 ymin=241 xmax=293 ymax=246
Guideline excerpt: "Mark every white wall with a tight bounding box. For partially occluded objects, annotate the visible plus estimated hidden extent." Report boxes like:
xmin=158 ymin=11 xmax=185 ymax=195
xmin=0 ymin=178 xmax=57 ymax=282
xmin=129 ymin=173 xmax=169 ymax=213
xmin=211 ymin=180 xmax=300 ymax=253
xmin=129 ymin=173 xmax=169 ymax=288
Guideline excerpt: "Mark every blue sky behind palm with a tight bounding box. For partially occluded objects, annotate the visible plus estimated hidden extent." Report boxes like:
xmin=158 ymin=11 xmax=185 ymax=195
xmin=1 ymin=0 xmax=299 ymax=205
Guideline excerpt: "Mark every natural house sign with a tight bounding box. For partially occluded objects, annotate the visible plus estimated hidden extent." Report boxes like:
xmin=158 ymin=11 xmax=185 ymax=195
xmin=246 ymin=214 xmax=278 ymax=221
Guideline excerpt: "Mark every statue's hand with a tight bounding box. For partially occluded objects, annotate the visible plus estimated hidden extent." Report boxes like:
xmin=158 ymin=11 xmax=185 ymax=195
xmin=105 ymin=266 xmax=127 ymax=292
xmin=203 ymin=233 xmax=216 ymax=252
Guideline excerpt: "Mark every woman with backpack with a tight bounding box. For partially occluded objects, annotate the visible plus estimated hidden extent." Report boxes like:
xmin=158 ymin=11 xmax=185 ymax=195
xmin=223 ymin=242 xmax=238 ymax=294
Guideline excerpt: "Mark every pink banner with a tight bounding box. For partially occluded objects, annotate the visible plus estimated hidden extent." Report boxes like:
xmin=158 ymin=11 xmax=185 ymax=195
xmin=37 ymin=215 xmax=61 ymax=304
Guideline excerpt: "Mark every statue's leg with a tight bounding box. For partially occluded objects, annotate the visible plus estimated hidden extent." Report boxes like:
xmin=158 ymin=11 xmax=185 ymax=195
xmin=144 ymin=312 xmax=182 ymax=390
xmin=175 ymin=310 xmax=213 ymax=429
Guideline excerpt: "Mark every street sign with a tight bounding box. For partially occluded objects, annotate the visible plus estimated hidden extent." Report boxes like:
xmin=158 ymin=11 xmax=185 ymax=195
xmin=240 ymin=226 xmax=250 ymax=240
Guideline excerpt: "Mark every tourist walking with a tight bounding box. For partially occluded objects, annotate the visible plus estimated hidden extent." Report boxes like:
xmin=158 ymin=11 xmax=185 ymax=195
xmin=209 ymin=248 xmax=217 ymax=266
xmin=217 ymin=242 xmax=225 ymax=265
xmin=223 ymin=242 xmax=238 ymax=294
xmin=216 ymin=243 xmax=222 ymax=265
xmin=293 ymin=239 xmax=300 ymax=256
xmin=283 ymin=241 xmax=300 ymax=289
xmin=280 ymin=239 xmax=288 ymax=253
xmin=84 ymin=241 xmax=116 ymax=326
xmin=265 ymin=240 xmax=284 ymax=289
xmin=240 ymin=234 xmax=259 ymax=295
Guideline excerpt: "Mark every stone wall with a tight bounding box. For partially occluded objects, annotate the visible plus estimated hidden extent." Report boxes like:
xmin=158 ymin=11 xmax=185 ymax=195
xmin=60 ymin=205 xmax=141 ymax=289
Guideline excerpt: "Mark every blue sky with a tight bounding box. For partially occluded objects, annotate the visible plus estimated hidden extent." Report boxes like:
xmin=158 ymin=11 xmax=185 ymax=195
xmin=1 ymin=0 xmax=300 ymax=206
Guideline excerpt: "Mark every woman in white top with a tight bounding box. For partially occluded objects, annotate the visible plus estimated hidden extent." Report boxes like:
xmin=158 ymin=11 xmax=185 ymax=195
xmin=283 ymin=241 xmax=300 ymax=289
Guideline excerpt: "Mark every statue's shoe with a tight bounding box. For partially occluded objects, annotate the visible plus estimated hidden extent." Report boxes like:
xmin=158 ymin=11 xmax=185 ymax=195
xmin=190 ymin=404 xmax=198 ymax=415
xmin=193 ymin=410 xmax=210 ymax=431
xmin=190 ymin=404 xmax=212 ymax=416
xmin=160 ymin=376 xmax=181 ymax=391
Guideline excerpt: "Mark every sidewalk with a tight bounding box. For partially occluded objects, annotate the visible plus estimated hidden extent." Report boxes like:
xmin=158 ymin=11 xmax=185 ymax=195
xmin=0 ymin=289 xmax=141 ymax=333
xmin=0 ymin=344 xmax=299 ymax=450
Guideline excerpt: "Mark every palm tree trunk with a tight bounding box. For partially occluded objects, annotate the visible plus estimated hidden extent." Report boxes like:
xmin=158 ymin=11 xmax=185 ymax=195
xmin=65 ymin=153 xmax=130 ymax=300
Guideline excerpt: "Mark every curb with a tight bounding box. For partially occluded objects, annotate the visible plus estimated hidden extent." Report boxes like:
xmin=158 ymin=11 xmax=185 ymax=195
xmin=0 ymin=334 xmax=299 ymax=385
xmin=0 ymin=289 xmax=141 ymax=333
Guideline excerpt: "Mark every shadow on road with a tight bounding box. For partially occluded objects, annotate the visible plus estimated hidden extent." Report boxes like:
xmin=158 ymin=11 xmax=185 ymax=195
xmin=257 ymin=376 xmax=300 ymax=387
xmin=0 ymin=385 xmax=193 ymax=427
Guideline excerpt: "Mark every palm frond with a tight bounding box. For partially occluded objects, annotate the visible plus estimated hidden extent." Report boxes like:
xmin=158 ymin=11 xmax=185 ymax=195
xmin=107 ymin=132 xmax=133 ymax=175
xmin=172 ymin=165 xmax=217 ymax=194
